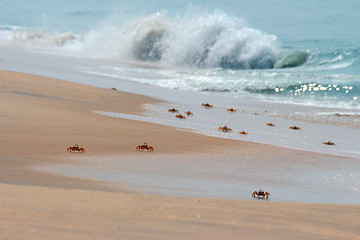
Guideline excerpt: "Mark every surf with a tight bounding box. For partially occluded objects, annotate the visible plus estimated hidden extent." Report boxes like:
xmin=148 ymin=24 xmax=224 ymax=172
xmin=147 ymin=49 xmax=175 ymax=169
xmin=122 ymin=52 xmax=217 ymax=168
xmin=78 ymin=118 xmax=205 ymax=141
xmin=4 ymin=11 xmax=359 ymax=72
xmin=0 ymin=11 xmax=309 ymax=70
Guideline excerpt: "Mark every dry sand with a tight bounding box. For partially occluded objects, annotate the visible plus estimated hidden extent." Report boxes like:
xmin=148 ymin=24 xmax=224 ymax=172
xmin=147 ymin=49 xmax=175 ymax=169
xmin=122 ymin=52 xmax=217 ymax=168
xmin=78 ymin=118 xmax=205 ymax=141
xmin=1 ymin=70 xmax=359 ymax=239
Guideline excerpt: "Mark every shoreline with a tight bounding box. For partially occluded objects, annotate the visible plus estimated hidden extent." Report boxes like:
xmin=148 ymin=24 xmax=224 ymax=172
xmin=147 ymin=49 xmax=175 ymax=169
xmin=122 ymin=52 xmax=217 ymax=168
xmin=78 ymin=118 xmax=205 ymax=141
xmin=1 ymin=44 xmax=360 ymax=130
xmin=1 ymin=70 xmax=360 ymax=239
xmin=37 ymin=152 xmax=360 ymax=204
xmin=1 ymin=70 xmax=359 ymax=201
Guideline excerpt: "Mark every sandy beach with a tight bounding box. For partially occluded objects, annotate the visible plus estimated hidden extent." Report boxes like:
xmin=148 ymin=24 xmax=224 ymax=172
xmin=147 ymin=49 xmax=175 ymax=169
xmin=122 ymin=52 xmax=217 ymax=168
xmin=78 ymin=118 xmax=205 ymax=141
xmin=1 ymin=70 xmax=360 ymax=239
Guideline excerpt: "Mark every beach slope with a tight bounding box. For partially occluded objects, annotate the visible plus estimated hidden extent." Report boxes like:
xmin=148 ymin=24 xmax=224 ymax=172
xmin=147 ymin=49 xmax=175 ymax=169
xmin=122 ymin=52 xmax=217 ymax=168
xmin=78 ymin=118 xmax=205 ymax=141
xmin=1 ymin=71 xmax=359 ymax=239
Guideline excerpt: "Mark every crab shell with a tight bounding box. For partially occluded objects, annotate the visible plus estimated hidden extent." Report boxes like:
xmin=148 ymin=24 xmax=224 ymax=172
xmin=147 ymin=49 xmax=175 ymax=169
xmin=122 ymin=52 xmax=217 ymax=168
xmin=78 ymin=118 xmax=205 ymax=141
xmin=168 ymin=108 xmax=179 ymax=113
xmin=202 ymin=103 xmax=213 ymax=108
xmin=218 ymin=127 xmax=233 ymax=132
xmin=175 ymin=114 xmax=186 ymax=119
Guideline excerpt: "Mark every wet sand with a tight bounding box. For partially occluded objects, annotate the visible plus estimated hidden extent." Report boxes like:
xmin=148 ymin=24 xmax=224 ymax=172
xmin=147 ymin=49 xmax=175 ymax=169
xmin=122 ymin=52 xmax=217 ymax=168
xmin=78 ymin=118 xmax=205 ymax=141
xmin=1 ymin=70 xmax=359 ymax=239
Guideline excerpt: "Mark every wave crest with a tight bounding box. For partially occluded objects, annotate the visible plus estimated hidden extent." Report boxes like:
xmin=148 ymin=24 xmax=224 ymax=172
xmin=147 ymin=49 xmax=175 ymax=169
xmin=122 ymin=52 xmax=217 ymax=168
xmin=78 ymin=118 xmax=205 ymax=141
xmin=82 ymin=11 xmax=288 ymax=69
xmin=123 ymin=12 xmax=310 ymax=69
xmin=275 ymin=51 xmax=309 ymax=68
xmin=132 ymin=14 xmax=166 ymax=61
xmin=0 ymin=26 xmax=81 ymax=47
xmin=158 ymin=12 xmax=280 ymax=69
xmin=1 ymin=12 xmax=310 ymax=69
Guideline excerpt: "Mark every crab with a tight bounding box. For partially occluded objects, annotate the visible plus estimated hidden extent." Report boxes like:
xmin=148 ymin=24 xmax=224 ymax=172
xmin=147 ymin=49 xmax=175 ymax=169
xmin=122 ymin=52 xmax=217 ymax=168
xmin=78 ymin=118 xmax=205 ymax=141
xmin=323 ymin=141 xmax=335 ymax=146
xmin=238 ymin=131 xmax=248 ymax=135
xmin=218 ymin=126 xmax=233 ymax=133
xmin=111 ymin=87 xmax=117 ymax=91
xmin=67 ymin=144 xmax=85 ymax=153
xmin=289 ymin=125 xmax=301 ymax=130
xmin=202 ymin=103 xmax=213 ymax=109
xmin=252 ymin=189 xmax=270 ymax=200
xmin=175 ymin=114 xmax=186 ymax=119
xmin=168 ymin=108 xmax=179 ymax=113
xmin=136 ymin=143 xmax=154 ymax=151
xmin=227 ymin=108 xmax=236 ymax=113
xmin=267 ymin=123 xmax=275 ymax=127
xmin=184 ymin=111 xmax=193 ymax=116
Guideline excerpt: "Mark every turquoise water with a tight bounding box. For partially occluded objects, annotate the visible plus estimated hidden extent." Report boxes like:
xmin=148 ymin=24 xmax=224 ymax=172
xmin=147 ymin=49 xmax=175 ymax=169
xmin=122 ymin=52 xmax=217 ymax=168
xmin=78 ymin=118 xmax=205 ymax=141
xmin=1 ymin=0 xmax=359 ymax=108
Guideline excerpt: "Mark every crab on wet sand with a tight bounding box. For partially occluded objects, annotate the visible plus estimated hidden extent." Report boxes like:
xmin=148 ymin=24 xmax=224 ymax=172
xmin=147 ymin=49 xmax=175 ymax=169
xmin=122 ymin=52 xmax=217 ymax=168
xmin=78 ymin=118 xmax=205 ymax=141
xmin=184 ymin=111 xmax=193 ymax=116
xmin=202 ymin=103 xmax=213 ymax=109
xmin=168 ymin=108 xmax=179 ymax=113
xmin=175 ymin=114 xmax=186 ymax=119
xmin=289 ymin=125 xmax=301 ymax=130
xmin=227 ymin=108 xmax=236 ymax=113
xmin=252 ymin=189 xmax=270 ymax=200
xmin=218 ymin=126 xmax=233 ymax=133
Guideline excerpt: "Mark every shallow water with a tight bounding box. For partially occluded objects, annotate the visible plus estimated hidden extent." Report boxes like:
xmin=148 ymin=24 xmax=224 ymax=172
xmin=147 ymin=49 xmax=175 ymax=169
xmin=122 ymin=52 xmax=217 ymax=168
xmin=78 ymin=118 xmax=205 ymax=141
xmin=95 ymin=106 xmax=360 ymax=159
xmin=40 ymin=153 xmax=360 ymax=204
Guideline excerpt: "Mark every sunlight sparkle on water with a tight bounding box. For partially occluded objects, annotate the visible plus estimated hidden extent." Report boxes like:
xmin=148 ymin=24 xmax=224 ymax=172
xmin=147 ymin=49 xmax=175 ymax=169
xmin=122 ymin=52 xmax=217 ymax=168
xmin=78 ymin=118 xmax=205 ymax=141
xmin=274 ymin=83 xmax=355 ymax=96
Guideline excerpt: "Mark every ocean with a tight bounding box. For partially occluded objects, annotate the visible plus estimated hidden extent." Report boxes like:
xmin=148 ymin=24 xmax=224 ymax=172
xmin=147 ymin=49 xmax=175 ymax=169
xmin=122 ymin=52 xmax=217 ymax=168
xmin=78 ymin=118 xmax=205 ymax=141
xmin=1 ymin=0 xmax=360 ymax=109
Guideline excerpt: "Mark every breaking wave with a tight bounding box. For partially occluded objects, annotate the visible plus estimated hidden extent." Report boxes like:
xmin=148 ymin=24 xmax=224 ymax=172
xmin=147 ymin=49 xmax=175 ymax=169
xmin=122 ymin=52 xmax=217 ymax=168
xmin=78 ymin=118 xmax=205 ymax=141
xmin=0 ymin=12 xmax=308 ymax=69
xmin=0 ymin=25 xmax=81 ymax=47
xmin=118 ymin=12 xmax=286 ymax=69
xmin=275 ymin=51 xmax=309 ymax=68
xmin=2 ymin=11 xmax=359 ymax=72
